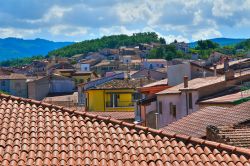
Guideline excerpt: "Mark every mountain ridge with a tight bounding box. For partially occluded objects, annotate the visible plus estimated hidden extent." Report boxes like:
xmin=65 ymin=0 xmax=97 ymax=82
xmin=188 ymin=37 xmax=246 ymax=48
xmin=0 ymin=38 xmax=74 ymax=61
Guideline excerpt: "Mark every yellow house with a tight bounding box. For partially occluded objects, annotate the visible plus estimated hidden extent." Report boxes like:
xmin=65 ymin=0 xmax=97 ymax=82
xmin=85 ymin=79 xmax=154 ymax=112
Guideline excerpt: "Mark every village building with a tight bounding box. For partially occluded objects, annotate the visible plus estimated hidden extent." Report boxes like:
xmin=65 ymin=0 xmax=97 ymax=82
xmin=84 ymin=78 xmax=153 ymax=112
xmin=131 ymin=69 xmax=167 ymax=80
xmin=170 ymin=41 xmax=189 ymax=53
xmin=167 ymin=61 xmax=216 ymax=86
xmin=142 ymin=59 xmax=167 ymax=69
xmin=135 ymin=79 xmax=170 ymax=128
xmin=0 ymin=73 xmax=28 ymax=98
xmin=54 ymin=69 xmax=94 ymax=84
xmin=27 ymin=74 xmax=75 ymax=100
xmin=155 ymin=70 xmax=250 ymax=128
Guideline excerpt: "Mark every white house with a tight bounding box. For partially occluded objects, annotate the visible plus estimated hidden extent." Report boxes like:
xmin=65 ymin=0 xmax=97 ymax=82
xmin=143 ymin=59 xmax=167 ymax=69
xmin=80 ymin=63 xmax=90 ymax=71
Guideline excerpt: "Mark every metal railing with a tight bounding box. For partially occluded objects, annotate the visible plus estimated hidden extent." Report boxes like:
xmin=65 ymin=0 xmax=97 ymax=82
xmin=106 ymin=101 xmax=134 ymax=108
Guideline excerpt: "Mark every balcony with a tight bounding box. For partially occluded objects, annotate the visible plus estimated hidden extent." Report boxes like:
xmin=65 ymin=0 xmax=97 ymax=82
xmin=106 ymin=101 xmax=134 ymax=108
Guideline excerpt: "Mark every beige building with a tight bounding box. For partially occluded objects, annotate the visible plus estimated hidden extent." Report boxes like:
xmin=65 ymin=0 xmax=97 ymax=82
xmin=0 ymin=73 xmax=28 ymax=98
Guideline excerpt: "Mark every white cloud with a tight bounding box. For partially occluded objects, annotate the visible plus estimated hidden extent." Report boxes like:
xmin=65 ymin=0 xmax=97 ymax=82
xmin=49 ymin=25 xmax=88 ymax=37
xmin=26 ymin=5 xmax=72 ymax=23
xmin=99 ymin=26 xmax=140 ymax=36
xmin=192 ymin=28 xmax=222 ymax=41
xmin=0 ymin=0 xmax=250 ymax=41
xmin=0 ymin=27 xmax=40 ymax=38
xmin=115 ymin=0 xmax=165 ymax=25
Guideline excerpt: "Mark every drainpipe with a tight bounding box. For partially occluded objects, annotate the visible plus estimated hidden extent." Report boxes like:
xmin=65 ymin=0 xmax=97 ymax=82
xmin=185 ymin=92 xmax=188 ymax=115
xmin=213 ymin=64 xmax=217 ymax=77
xmin=155 ymin=112 xmax=159 ymax=129
xmin=184 ymin=76 xmax=189 ymax=115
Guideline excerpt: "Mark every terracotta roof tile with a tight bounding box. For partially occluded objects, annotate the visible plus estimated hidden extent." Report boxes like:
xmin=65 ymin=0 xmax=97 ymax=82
xmin=0 ymin=93 xmax=249 ymax=165
xmin=89 ymin=111 xmax=135 ymax=120
xmin=161 ymin=102 xmax=250 ymax=138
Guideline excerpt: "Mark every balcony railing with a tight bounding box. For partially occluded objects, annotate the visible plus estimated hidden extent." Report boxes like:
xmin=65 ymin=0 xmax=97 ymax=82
xmin=106 ymin=101 xmax=134 ymax=108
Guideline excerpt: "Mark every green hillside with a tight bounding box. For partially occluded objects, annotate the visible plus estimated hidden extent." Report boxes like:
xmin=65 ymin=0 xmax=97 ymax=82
xmin=48 ymin=32 xmax=165 ymax=57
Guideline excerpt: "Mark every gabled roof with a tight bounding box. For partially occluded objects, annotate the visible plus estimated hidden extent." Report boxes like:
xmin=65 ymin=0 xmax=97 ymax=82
xmin=199 ymin=90 xmax=250 ymax=104
xmin=157 ymin=76 xmax=225 ymax=95
xmin=157 ymin=71 xmax=250 ymax=95
xmin=161 ymin=102 xmax=250 ymax=138
xmin=0 ymin=93 xmax=249 ymax=165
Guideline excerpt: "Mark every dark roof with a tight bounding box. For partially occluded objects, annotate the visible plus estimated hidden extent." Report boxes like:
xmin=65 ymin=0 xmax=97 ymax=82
xmin=0 ymin=93 xmax=250 ymax=165
xmin=93 ymin=78 xmax=155 ymax=89
xmin=161 ymin=102 xmax=250 ymax=138
xmin=207 ymin=120 xmax=250 ymax=149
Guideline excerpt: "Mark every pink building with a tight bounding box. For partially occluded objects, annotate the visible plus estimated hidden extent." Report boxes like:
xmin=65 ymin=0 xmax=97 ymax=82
xmin=155 ymin=71 xmax=250 ymax=128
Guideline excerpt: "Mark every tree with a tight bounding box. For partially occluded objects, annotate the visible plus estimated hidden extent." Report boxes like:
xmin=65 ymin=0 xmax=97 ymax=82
xmin=159 ymin=37 xmax=166 ymax=44
xmin=196 ymin=40 xmax=219 ymax=50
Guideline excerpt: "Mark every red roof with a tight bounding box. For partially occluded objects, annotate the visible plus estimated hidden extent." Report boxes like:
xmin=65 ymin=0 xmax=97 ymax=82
xmin=0 ymin=93 xmax=249 ymax=165
xmin=162 ymin=102 xmax=250 ymax=138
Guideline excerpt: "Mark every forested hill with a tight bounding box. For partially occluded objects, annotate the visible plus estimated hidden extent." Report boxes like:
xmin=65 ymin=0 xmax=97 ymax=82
xmin=0 ymin=38 xmax=73 ymax=61
xmin=189 ymin=38 xmax=246 ymax=48
xmin=48 ymin=32 xmax=165 ymax=57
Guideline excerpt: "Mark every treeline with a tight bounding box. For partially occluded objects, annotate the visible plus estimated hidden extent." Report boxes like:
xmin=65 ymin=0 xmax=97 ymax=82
xmin=48 ymin=32 xmax=165 ymax=57
xmin=148 ymin=44 xmax=190 ymax=60
xmin=189 ymin=39 xmax=250 ymax=59
xmin=0 ymin=55 xmax=44 ymax=67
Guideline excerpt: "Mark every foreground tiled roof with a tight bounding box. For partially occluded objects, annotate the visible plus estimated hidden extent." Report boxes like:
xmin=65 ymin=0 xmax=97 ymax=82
xmin=162 ymin=102 xmax=250 ymax=138
xmin=88 ymin=111 xmax=135 ymax=121
xmin=0 ymin=93 xmax=250 ymax=165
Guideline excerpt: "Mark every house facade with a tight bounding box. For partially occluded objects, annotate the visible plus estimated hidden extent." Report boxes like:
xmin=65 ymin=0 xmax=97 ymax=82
xmin=0 ymin=74 xmax=28 ymax=98
xmin=142 ymin=59 xmax=167 ymax=69
xmin=27 ymin=74 xmax=75 ymax=100
xmin=131 ymin=69 xmax=167 ymax=80
xmin=86 ymin=88 xmax=135 ymax=112
xmin=84 ymin=78 xmax=153 ymax=112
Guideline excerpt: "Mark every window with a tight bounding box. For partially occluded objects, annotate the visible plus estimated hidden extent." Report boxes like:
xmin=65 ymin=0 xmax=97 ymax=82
xmin=169 ymin=102 xmax=176 ymax=118
xmin=1 ymin=81 xmax=5 ymax=87
xmin=80 ymin=79 xmax=84 ymax=83
xmin=189 ymin=93 xmax=193 ymax=109
xmin=133 ymin=93 xmax=141 ymax=101
xmin=158 ymin=101 xmax=163 ymax=114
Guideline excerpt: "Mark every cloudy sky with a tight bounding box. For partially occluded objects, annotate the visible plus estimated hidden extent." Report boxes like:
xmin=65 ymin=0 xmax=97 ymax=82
xmin=0 ymin=0 xmax=250 ymax=43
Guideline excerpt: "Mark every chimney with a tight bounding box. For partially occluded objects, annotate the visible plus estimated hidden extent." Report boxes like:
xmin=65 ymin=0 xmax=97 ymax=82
xmin=213 ymin=64 xmax=217 ymax=76
xmin=225 ymin=69 xmax=235 ymax=81
xmin=224 ymin=57 xmax=229 ymax=72
xmin=184 ymin=76 xmax=188 ymax=88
